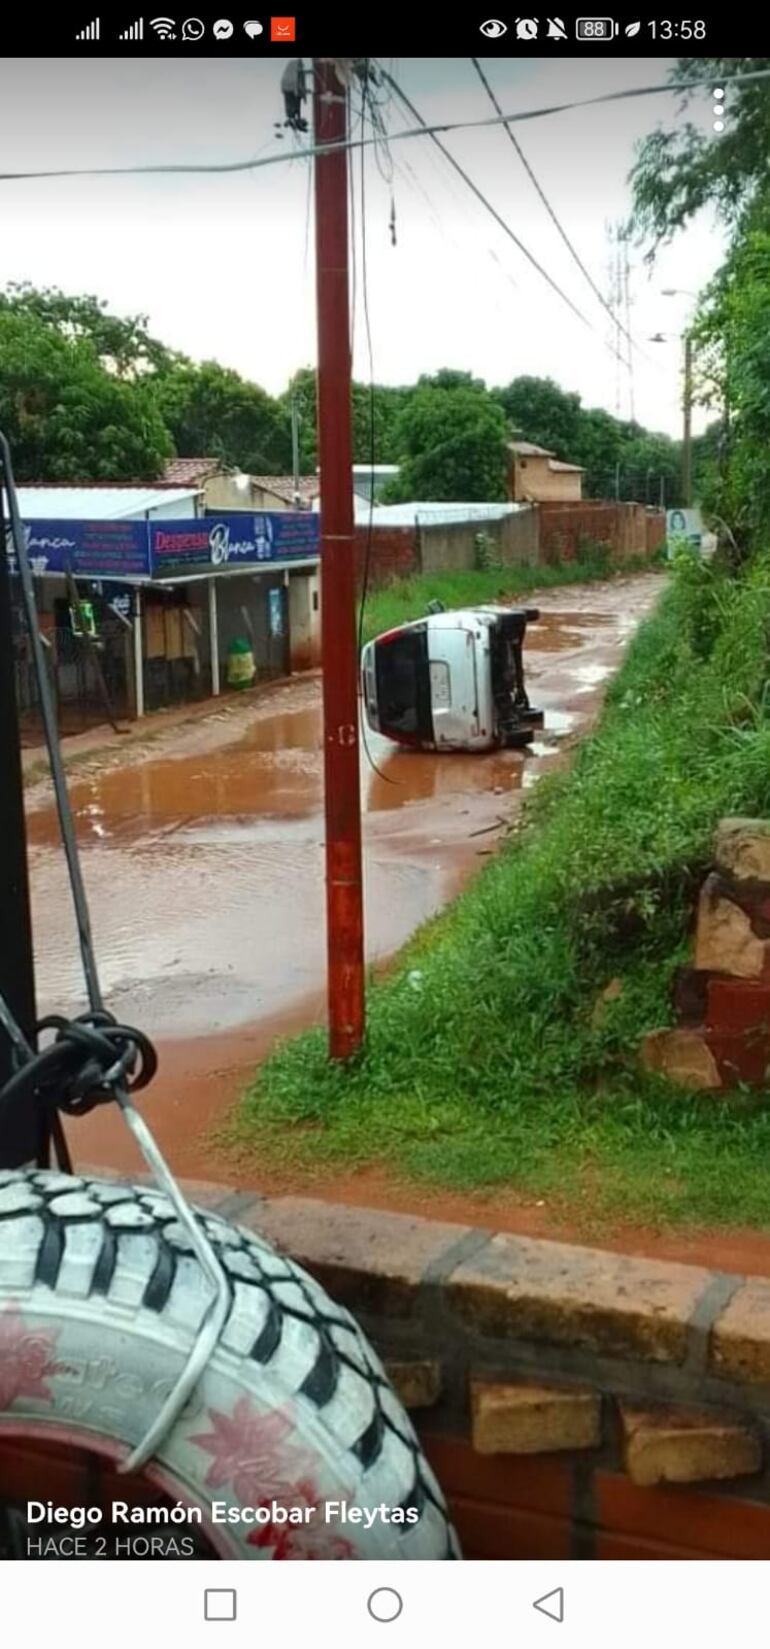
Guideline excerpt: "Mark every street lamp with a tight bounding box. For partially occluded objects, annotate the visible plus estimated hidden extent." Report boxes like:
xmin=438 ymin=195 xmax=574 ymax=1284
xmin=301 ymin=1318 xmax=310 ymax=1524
xmin=650 ymin=296 xmax=697 ymax=508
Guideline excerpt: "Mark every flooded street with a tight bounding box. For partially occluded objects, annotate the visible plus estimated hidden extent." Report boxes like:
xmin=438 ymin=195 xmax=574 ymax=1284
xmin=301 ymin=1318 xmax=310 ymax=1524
xmin=24 ymin=572 xmax=661 ymax=1175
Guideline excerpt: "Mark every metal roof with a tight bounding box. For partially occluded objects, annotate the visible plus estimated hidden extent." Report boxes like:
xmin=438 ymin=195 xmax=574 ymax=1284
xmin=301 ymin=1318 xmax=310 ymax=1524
xmin=347 ymin=500 xmax=529 ymax=527
xmin=15 ymin=485 xmax=200 ymax=520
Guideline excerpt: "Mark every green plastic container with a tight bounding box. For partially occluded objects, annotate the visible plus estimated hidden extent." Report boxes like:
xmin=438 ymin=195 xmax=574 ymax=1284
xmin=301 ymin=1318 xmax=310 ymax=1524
xmin=226 ymin=636 xmax=256 ymax=689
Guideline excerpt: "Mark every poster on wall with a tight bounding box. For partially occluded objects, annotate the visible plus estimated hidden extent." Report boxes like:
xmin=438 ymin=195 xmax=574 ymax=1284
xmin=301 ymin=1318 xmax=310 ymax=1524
xmin=268 ymin=587 xmax=285 ymax=638
xmin=666 ymin=508 xmax=703 ymax=556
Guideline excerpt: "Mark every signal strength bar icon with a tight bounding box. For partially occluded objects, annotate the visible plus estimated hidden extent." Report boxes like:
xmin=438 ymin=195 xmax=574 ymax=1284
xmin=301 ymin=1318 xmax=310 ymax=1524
xmin=75 ymin=16 xmax=100 ymax=37
xmin=120 ymin=17 xmax=144 ymax=37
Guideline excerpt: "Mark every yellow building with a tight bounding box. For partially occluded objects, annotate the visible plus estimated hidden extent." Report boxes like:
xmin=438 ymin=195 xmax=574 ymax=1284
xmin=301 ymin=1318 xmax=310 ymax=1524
xmin=509 ymin=441 xmax=584 ymax=503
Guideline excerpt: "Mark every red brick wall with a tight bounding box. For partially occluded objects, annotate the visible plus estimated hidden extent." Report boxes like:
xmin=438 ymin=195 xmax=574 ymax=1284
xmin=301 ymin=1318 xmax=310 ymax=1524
xmin=538 ymin=502 xmax=664 ymax=566
xmin=353 ymin=525 xmax=419 ymax=587
xmin=422 ymin=1433 xmax=770 ymax=1560
xmin=646 ymin=511 xmax=667 ymax=557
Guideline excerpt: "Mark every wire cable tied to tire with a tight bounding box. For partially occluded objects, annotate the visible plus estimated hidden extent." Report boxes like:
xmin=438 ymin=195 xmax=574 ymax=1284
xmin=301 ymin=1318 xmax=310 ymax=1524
xmin=0 ymin=428 xmax=231 ymax=1474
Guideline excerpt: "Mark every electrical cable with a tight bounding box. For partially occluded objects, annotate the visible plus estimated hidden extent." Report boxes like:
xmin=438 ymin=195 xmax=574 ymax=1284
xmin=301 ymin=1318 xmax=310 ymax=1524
xmin=470 ymin=57 xmax=654 ymax=366
xmin=355 ymin=66 xmax=400 ymax=788
xmin=381 ymin=66 xmax=672 ymax=375
xmin=377 ymin=67 xmax=596 ymax=331
xmin=0 ymin=430 xmax=232 ymax=1478
xmin=1 ymin=70 xmax=768 ymax=186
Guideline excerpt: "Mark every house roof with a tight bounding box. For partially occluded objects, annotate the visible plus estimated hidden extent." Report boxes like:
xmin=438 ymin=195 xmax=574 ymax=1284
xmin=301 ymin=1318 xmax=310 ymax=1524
xmin=508 ymin=441 xmax=556 ymax=458
xmin=16 ymin=485 xmax=200 ymax=520
xmin=162 ymin=457 xmax=223 ymax=486
xmin=548 ymin=459 xmax=585 ymax=473
xmin=342 ymin=499 xmax=529 ymax=527
xmin=252 ymin=474 xmax=320 ymax=505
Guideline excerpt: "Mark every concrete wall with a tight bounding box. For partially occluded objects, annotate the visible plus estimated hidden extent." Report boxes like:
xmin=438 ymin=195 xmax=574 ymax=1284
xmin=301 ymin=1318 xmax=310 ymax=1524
xmin=351 ymin=512 xmax=539 ymax=588
xmin=352 ymin=498 xmax=664 ymax=590
xmin=203 ymin=475 xmax=259 ymax=512
xmin=420 ymin=509 xmax=539 ymax=574
xmin=288 ymin=568 xmax=321 ymax=671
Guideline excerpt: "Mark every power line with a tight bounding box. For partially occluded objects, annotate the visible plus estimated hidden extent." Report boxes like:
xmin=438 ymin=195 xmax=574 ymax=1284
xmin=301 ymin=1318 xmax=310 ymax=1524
xmin=354 ymin=69 xmax=397 ymax=788
xmin=470 ymin=56 xmax=649 ymax=363
xmin=378 ymin=67 xmax=595 ymax=331
xmin=1 ymin=69 xmax=769 ymax=187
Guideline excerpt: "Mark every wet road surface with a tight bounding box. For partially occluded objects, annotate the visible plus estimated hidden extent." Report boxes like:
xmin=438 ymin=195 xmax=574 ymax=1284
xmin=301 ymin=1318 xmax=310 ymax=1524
xmin=23 ymin=572 xmax=661 ymax=1175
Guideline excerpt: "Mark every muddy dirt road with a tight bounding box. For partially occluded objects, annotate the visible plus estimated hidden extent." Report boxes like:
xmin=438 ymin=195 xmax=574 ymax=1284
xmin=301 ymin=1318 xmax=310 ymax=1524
xmin=24 ymin=572 xmax=661 ymax=1176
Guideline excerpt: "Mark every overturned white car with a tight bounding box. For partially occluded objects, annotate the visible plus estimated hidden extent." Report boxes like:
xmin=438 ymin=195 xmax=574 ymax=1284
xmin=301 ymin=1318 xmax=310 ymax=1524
xmin=361 ymin=604 xmax=544 ymax=753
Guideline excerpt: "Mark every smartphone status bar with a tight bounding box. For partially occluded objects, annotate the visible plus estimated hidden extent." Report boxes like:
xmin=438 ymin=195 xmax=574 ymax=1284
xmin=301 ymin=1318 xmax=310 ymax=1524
xmin=0 ymin=6 xmax=760 ymax=56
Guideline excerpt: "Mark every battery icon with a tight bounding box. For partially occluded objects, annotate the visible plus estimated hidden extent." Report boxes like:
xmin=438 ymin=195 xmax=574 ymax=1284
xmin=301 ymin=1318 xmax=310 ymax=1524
xmin=575 ymin=16 xmax=618 ymax=37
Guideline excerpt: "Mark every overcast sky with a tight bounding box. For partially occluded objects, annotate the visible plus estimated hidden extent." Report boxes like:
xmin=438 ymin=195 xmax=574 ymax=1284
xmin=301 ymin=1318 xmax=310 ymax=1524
xmin=0 ymin=55 xmax=722 ymax=439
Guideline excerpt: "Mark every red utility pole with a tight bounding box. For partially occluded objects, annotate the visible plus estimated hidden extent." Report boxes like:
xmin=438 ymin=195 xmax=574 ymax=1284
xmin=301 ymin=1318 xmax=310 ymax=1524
xmin=313 ymin=58 xmax=365 ymax=1059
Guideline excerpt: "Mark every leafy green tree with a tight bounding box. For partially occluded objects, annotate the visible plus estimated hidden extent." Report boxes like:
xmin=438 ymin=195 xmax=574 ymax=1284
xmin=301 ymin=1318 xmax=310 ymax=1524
xmin=617 ymin=430 xmax=682 ymax=506
xmin=692 ymin=219 xmax=770 ymax=536
xmin=0 ymin=308 xmax=173 ymax=480
xmin=494 ymin=376 xmax=583 ymax=459
xmin=155 ymin=360 xmax=292 ymax=473
xmin=631 ymin=58 xmax=770 ymax=248
xmin=386 ymin=380 xmax=509 ymax=501
xmin=632 ymin=58 xmax=770 ymax=538
xmin=0 ymin=283 xmax=176 ymax=378
xmin=283 ymin=368 xmax=411 ymax=473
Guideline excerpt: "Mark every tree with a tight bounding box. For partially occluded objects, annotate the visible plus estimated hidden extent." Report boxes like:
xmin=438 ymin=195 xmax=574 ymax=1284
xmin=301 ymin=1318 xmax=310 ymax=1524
xmin=0 ymin=309 xmax=173 ymax=481
xmin=631 ymin=58 xmax=770 ymax=249
xmin=386 ymin=379 xmax=509 ymax=502
xmin=282 ymin=368 xmax=411 ymax=472
xmin=616 ymin=430 xmax=682 ymax=506
xmin=0 ymin=283 xmax=176 ymax=378
xmin=691 ymin=217 xmax=770 ymax=536
xmin=494 ymin=376 xmax=583 ymax=460
xmin=631 ymin=59 xmax=770 ymax=539
xmin=155 ymin=360 xmax=292 ymax=473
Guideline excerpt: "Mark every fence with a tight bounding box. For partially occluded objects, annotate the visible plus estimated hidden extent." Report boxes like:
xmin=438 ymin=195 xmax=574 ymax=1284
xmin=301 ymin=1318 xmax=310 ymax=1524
xmin=354 ymin=502 xmax=664 ymax=589
xmin=14 ymin=616 xmax=133 ymax=742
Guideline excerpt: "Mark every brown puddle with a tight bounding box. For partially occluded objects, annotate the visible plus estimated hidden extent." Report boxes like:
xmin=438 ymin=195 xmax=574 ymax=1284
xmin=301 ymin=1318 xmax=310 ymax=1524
xmin=27 ymin=572 xmax=670 ymax=1244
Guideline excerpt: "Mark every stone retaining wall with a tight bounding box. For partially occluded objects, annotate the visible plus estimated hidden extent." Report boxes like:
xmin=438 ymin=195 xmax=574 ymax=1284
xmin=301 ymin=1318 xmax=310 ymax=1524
xmin=113 ymin=1169 xmax=770 ymax=1561
xmin=643 ymin=819 xmax=770 ymax=1089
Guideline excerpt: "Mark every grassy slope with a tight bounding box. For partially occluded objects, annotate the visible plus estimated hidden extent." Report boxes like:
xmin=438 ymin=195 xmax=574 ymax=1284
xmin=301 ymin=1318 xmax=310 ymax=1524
xmin=233 ymin=552 xmax=770 ymax=1232
xmin=358 ymin=549 xmax=647 ymax=644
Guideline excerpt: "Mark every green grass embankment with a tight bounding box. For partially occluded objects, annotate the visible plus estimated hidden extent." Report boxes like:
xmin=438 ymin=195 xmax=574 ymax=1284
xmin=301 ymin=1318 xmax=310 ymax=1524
xmin=233 ymin=551 xmax=770 ymax=1230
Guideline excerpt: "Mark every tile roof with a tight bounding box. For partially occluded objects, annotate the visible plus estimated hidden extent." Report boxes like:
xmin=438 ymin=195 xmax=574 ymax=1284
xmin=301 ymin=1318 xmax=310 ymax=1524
xmin=162 ymin=457 xmax=223 ymax=486
xmin=508 ymin=441 xmax=556 ymax=458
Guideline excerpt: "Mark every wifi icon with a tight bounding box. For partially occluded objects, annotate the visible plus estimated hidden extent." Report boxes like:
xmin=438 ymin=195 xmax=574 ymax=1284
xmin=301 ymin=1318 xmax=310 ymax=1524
xmin=150 ymin=15 xmax=176 ymax=36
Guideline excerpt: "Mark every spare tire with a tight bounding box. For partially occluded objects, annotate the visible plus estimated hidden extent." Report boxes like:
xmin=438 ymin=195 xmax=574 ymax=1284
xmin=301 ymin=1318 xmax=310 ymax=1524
xmin=0 ymin=1169 xmax=459 ymax=1560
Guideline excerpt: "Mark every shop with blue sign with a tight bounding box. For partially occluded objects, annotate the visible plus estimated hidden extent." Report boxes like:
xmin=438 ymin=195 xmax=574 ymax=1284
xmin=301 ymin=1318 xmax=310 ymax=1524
xmin=8 ymin=511 xmax=321 ymax=724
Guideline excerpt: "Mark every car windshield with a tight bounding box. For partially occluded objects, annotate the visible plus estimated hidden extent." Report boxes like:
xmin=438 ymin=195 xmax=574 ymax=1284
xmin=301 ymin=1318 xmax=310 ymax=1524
xmin=375 ymin=625 xmax=433 ymax=741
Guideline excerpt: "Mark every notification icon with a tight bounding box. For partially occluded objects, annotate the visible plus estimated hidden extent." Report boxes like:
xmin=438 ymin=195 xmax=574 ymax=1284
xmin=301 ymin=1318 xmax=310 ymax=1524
xmin=270 ymin=15 xmax=295 ymax=38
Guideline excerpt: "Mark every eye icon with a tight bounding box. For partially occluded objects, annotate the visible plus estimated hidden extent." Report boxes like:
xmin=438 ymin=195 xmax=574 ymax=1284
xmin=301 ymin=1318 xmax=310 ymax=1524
xmin=480 ymin=17 xmax=507 ymax=35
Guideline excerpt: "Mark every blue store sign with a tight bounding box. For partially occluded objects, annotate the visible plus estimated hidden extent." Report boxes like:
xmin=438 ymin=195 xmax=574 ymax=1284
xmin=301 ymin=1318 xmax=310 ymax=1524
xmin=150 ymin=512 xmax=319 ymax=575
xmin=6 ymin=511 xmax=319 ymax=582
xmin=7 ymin=519 xmax=151 ymax=579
